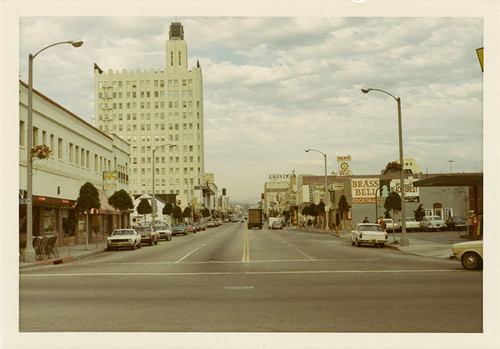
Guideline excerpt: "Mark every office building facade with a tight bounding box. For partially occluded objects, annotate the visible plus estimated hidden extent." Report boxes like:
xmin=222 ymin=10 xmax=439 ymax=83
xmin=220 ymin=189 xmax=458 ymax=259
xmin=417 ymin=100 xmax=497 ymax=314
xmin=94 ymin=22 xmax=204 ymax=208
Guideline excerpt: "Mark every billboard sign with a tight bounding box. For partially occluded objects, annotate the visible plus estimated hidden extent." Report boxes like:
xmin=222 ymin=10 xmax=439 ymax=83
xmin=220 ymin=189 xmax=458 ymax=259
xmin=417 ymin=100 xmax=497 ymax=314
xmin=337 ymin=155 xmax=352 ymax=176
xmin=351 ymin=178 xmax=379 ymax=204
xmin=390 ymin=179 xmax=420 ymax=203
xmin=103 ymin=171 xmax=118 ymax=188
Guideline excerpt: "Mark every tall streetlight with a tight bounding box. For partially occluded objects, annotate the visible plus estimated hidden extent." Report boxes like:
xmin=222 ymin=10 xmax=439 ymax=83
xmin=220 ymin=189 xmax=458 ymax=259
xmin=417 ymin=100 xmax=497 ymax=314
xmin=361 ymin=88 xmax=409 ymax=246
xmin=23 ymin=40 xmax=83 ymax=263
xmin=152 ymin=143 xmax=177 ymax=229
xmin=305 ymin=149 xmax=329 ymax=232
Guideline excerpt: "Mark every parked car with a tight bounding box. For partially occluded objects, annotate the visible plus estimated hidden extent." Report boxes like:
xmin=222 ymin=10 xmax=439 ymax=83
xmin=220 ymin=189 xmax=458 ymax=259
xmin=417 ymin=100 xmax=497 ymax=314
xmin=134 ymin=226 xmax=159 ymax=245
xmin=445 ymin=216 xmax=467 ymax=231
xmin=194 ymin=222 xmax=206 ymax=231
xmin=271 ymin=220 xmax=283 ymax=230
xmin=216 ymin=218 xmax=223 ymax=225
xmin=107 ymin=229 xmax=142 ymax=250
xmin=155 ymin=225 xmax=172 ymax=241
xmin=206 ymin=221 xmax=216 ymax=228
xmin=187 ymin=224 xmax=197 ymax=233
xmin=172 ymin=223 xmax=188 ymax=236
xmin=451 ymin=240 xmax=483 ymax=270
xmin=419 ymin=215 xmax=445 ymax=231
xmin=396 ymin=217 xmax=420 ymax=232
xmin=381 ymin=218 xmax=397 ymax=231
xmin=351 ymin=223 xmax=388 ymax=247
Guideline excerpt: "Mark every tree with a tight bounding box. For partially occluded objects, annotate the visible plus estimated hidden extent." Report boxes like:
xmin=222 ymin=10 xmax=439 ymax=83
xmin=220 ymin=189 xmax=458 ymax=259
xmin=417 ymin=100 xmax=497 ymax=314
xmin=173 ymin=205 xmax=183 ymax=223
xmin=301 ymin=205 xmax=310 ymax=217
xmin=136 ymin=198 xmax=152 ymax=223
xmin=202 ymin=207 xmax=211 ymax=219
xmin=162 ymin=202 xmax=174 ymax=216
xmin=183 ymin=206 xmax=192 ymax=221
xmin=108 ymin=189 xmax=134 ymax=228
xmin=384 ymin=191 xmax=402 ymax=241
xmin=338 ymin=195 xmax=349 ymax=232
xmin=414 ymin=204 xmax=425 ymax=221
xmin=317 ymin=201 xmax=326 ymax=229
xmin=75 ymin=182 xmax=101 ymax=248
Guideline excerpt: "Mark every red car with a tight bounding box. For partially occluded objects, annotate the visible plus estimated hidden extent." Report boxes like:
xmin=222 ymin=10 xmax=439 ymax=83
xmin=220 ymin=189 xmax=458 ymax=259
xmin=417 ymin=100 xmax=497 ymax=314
xmin=186 ymin=224 xmax=197 ymax=233
xmin=134 ymin=226 xmax=159 ymax=245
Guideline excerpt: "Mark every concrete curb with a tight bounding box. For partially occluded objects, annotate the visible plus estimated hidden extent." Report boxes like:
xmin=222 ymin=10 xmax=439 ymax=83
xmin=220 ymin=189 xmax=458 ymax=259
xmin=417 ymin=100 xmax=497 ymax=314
xmin=19 ymin=248 xmax=106 ymax=269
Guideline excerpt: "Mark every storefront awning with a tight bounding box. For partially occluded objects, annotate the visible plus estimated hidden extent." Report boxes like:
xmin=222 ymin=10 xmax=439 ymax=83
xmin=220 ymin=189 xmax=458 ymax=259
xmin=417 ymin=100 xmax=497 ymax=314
xmin=413 ymin=174 xmax=482 ymax=187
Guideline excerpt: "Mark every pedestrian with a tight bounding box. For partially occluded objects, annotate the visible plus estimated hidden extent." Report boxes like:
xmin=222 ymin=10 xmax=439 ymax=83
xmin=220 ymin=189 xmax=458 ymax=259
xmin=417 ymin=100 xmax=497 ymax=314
xmin=378 ymin=217 xmax=386 ymax=231
xmin=363 ymin=217 xmax=369 ymax=223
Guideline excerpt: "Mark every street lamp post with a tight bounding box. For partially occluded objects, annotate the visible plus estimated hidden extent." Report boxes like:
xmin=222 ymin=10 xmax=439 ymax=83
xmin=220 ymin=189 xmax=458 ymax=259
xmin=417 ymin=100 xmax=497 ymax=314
xmin=361 ymin=88 xmax=409 ymax=246
xmin=305 ymin=149 xmax=329 ymax=232
xmin=23 ymin=40 xmax=83 ymax=263
xmin=152 ymin=143 xmax=176 ymax=229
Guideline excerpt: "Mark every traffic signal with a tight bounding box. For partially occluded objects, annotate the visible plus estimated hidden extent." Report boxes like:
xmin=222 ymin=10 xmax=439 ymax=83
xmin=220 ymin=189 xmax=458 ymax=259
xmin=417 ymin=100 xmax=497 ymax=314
xmin=261 ymin=193 xmax=265 ymax=200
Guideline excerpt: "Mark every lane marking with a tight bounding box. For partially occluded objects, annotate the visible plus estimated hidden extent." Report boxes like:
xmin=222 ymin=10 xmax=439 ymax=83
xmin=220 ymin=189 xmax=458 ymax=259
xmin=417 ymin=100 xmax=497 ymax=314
xmin=224 ymin=286 xmax=254 ymax=290
xmin=242 ymin=231 xmax=250 ymax=262
xmin=20 ymin=270 xmax=463 ymax=278
xmin=175 ymin=248 xmax=199 ymax=264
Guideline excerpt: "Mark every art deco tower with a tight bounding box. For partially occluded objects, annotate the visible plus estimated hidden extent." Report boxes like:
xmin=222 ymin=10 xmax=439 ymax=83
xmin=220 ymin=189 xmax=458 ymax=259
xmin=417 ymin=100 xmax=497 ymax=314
xmin=94 ymin=22 xmax=204 ymax=207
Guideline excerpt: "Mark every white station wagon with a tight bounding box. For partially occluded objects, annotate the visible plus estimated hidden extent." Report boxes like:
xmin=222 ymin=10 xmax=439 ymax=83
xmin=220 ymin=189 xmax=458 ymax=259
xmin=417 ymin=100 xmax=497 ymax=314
xmin=351 ymin=223 xmax=388 ymax=248
xmin=451 ymin=240 xmax=483 ymax=270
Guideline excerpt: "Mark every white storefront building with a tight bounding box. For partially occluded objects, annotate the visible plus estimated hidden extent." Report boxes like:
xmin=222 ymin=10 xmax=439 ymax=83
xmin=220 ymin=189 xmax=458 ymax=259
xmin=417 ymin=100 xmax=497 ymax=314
xmin=19 ymin=81 xmax=131 ymax=247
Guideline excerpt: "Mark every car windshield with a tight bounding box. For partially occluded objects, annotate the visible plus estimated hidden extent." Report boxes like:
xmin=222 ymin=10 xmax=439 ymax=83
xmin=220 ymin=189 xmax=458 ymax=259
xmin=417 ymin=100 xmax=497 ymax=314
xmin=406 ymin=218 xmax=416 ymax=222
xmin=358 ymin=225 xmax=383 ymax=232
xmin=156 ymin=226 xmax=168 ymax=230
xmin=113 ymin=230 xmax=134 ymax=236
xmin=173 ymin=224 xmax=185 ymax=228
xmin=134 ymin=226 xmax=151 ymax=232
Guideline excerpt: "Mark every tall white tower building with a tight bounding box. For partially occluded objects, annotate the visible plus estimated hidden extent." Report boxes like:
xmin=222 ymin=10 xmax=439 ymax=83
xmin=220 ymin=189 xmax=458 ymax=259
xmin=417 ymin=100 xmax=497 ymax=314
xmin=94 ymin=22 xmax=204 ymax=208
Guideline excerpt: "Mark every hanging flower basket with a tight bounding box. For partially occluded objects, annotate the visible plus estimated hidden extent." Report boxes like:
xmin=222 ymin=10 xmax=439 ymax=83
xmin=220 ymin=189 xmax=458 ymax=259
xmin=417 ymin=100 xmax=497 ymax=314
xmin=30 ymin=144 xmax=52 ymax=160
xmin=384 ymin=161 xmax=402 ymax=174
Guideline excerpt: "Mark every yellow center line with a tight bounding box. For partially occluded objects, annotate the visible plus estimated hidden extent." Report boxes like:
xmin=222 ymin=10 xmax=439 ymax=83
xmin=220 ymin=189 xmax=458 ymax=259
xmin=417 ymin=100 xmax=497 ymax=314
xmin=242 ymin=231 xmax=250 ymax=262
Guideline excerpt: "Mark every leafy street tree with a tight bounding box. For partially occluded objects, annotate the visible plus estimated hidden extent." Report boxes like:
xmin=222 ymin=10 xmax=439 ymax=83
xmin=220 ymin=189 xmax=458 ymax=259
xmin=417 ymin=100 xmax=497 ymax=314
xmin=183 ymin=206 xmax=192 ymax=221
xmin=137 ymin=198 xmax=152 ymax=223
xmin=75 ymin=182 xmax=101 ymax=248
xmin=317 ymin=201 xmax=326 ymax=229
xmin=301 ymin=205 xmax=310 ymax=216
xmin=108 ymin=189 xmax=134 ymax=228
xmin=338 ymin=195 xmax=349 ymax=232
xmin=202 ymin=207 xmax=211 ymax=219
xmin=162 ymin=202 xmax=174 ymax=216
xmin=173 ymin=205 xmax=183 ymax=223
xmin=414 ymin=204 xmax=425 ymax=221
xmin=384 ymin=191 xmax=402 ymax=241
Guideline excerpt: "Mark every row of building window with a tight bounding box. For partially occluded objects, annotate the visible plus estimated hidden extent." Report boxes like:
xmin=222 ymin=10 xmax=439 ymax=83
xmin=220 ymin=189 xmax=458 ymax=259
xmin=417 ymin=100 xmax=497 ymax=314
xmin=99 ymin=100 xmax=199 ymax=110
xmin=99 ymin=89 xmax=193 ymax=100
xmin=99 ymin=110 xmax=200 ymax=122
xmin=98 ymin=79 xmax=192 ymax=90
xmin=131 ymin=156 xmax=201 ymax=165
xmin=20 ymin=121 xmax=128 ymax=181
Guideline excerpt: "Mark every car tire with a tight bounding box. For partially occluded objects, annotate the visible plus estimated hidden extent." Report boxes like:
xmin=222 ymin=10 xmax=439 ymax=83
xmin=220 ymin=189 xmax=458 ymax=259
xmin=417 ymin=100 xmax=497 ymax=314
xmin=137 ymin=242 xmax=141 ymax=249
xmin=351 ymin=241 xmax=355 ymax=246
xmin=461 ymin=252 xmax=482 ymax=270
xmin=132 ymin=243 xmax=136 ymax=250
xmin=380 ymin=243 xmax=385 ymax=248
xmin=356 ymin=239 xmax=361 ymax=247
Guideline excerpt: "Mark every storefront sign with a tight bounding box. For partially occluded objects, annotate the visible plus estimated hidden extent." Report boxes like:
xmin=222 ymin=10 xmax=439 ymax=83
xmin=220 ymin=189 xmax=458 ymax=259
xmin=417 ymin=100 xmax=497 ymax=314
xmin=337 ymin=155 xmax=352 ymax=176
xmin=269 ymin=174 xmax=290 ymax=182
xmin=103 ymin=171 xmax=118 ymax=188
xmin=329 ymin=183 xmax=344 ymax=191
xmin=390 ymin=179 xmax=420 ymax=203
xmin=351 ymin=178 xmax=379 ymax=204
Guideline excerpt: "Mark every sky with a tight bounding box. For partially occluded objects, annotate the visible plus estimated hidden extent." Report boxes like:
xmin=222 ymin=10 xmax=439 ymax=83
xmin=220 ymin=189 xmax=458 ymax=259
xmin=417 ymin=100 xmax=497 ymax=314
xmin=12 ymin=7 xmax=487 ymax=205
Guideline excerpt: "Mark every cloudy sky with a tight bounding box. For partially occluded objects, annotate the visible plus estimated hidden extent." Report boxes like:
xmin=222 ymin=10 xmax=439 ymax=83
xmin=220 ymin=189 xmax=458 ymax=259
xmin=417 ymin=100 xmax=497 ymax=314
xmin=13 ymin=8 xmax=487 ymax=203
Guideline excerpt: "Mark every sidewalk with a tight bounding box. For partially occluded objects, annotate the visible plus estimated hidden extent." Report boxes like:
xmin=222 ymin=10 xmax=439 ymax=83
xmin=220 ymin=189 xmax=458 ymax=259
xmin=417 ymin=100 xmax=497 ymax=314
xmin=293 ymin=226 xmax=469 ymax=259
xmin=19 ymin=240 xmax=108 ymax=269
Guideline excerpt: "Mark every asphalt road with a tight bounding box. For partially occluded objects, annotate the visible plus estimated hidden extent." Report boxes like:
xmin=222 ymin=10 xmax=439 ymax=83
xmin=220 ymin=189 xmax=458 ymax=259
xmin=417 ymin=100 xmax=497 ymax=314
xmin=19 ymin=222 xmax=482 ymax=333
